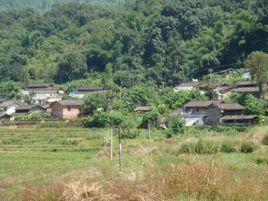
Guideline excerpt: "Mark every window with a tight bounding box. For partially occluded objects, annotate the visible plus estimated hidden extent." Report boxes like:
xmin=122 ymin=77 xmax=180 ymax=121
xmin=67 ymin=106 xmax=71 ymax=112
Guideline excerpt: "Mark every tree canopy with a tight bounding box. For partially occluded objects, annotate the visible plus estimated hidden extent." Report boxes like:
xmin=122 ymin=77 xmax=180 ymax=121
xmin=0 ymin=0 xmax=266 ymax=87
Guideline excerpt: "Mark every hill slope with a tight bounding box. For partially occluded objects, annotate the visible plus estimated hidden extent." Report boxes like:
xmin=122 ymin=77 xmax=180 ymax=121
xmin=0 ymin=0 xmax=119 ymax=11
xmin=0 ymin=0 xmax=266 ymax=85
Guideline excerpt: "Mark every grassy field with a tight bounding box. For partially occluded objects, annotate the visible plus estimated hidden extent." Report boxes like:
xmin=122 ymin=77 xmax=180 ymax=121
xmin=0 ymin=126 xmax=267 ymax=200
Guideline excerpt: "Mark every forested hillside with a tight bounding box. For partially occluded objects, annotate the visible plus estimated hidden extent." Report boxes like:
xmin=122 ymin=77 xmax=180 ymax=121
xmin=0 ymin=0 xmax=267 ymax=86
xmin=0 ymin=0 xmax=120 ymax=11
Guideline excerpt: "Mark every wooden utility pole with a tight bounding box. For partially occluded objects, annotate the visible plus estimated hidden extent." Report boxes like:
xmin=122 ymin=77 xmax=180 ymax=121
xmin=118 ymin=128 xmax=122 ymax=172
xmin=110 ymin=128 xmax=113 ymax=160
xmin=148 ymin=122 xmax=152 ymax=157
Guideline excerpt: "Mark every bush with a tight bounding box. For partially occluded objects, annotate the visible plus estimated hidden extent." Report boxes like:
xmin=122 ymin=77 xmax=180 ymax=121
xmin=179 ymin=141 xmax=197 ymax=154
xmin=240 ymin=141 xmax=258 ymax=153
xmin=195 ymin=140 xmax=220 ymax=154
xmin=140 ymin=109 xmax=159 ymax=128
xmin=261 ymin=135 xmax=268 ymax=145
xmin=84 ymin=111 xmax=111 ymax=128
xmin=120 ymin=128 xmax=141 ymax=139
xmin=166 ymin=116 xmax=186 ymax=138
xmin=254 ymin=156 xmax=268 ymax=165
xmin=220 ymin=141 xmax=237 ymax=153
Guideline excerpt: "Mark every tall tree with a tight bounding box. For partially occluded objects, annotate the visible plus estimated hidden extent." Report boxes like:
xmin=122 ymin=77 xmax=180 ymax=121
xmin=244 ymin=51 xmax=268 ymax=99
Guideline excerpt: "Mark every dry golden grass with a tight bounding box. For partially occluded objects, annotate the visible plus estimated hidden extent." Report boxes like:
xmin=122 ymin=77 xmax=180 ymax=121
xmin=16 ymin=160 xmax=268 ymax=201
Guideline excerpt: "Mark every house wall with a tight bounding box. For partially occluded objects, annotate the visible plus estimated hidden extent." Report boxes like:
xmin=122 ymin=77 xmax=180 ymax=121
xmin=186 ymin=108 xmax=208 ymax=115
xmin=51 ymin=104 xmax=81 ymax=120
xmin=62 ymin=105 xmax=80 ymax=120
xmin=51 ymin=103 xmax=64 ymax=119
xmin=206 ymin=107 xmax=221 ymax=125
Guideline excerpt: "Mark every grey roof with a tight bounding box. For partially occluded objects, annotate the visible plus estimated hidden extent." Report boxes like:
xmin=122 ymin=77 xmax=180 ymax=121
xmin=184 ymin=101 xmax=222 ymax=108
xmin=175 ymin=82 xmax=200 ymax=88
xmin=236 ymin=81 xmax=257 ymax=87
xmin=16 ymin=105 xmax=43 ymax=111
xmin=216 ymin=103 xmax=245 ymax=110
xmin=0 ymin=101 xmax=13 ymax=108
xmin=182 ymin=114 xmax=207 ymax=118
xmin=231 ymin=87 xmax=260 ymax=93
xmin=134 ymin=106 xmax=151 ymax=112
xmin=0 ymin=98 xmax=8 ymax=103
xmin=76 ymin=87 xmax=104 ymax=92
xmin=57 ymin=100 xmax=84 ymax=106
xmin=26 ymin=83 xmax=54 ymax=89
xmin=221 ymin=115 xmax=257 ymax=121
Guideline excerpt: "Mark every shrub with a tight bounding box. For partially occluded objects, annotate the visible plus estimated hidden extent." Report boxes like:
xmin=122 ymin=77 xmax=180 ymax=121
xmin=261 ymin=135 xmax=268 ymax=145
xmin=240 ymin=141 xmax=258 ymax=153
xmin=140 ymin=109 xmax=159 ymax=128
xmin=166 ymin=116 xmax=186 ymax=138
xmin=220 ymin=141 xmax=237 ymax=153
xmin=195 ymin=140 xmax=220 ymax=154
xmin=84 ymin=111 xmax=111 ymax=128
xmin=120 ymin=128 xmax=141 ymax=139
xmin=254 ymin=156 xmax=268 ymax=165
xmin=179 ymin=141 xmax=197 ymax=154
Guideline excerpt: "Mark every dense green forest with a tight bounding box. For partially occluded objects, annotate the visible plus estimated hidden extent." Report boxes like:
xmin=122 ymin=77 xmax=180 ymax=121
xmin=0 ymin=0 xmax=267 ymax=86
xmin=0 ymin=0 xmax=122 ymax=11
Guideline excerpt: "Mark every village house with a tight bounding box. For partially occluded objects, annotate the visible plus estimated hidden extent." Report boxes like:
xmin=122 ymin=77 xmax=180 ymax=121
xmin=15 ymin=105 xmax=45 ymax=116
xmin=173 ymin=82 xmax=200 ymax=92
xmin=214 ymin=84 xmax=233 ymax=100
xmin=69 ymin=87 xmax=104 ymax=99
xmin=206 ymin=103 xmax=245 ymax=125
xmin=22 ymin=83 xmax=64 ymax=105
xmin=231 ymin=87 xmax=268 ymax=96
xmin=0 ymin=101 xmax=20 ymax=115
xmin=182 ymin=100 xmax=222 ymax=126
xmin=51 ymin=100 xmax=83 ymax=120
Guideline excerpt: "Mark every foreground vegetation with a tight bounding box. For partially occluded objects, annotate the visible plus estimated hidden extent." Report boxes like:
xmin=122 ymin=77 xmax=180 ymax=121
xmin=0 ymin=126 xmax=267 ymax=200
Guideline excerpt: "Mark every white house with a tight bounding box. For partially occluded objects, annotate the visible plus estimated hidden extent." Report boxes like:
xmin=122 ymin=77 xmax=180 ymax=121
xmin=173 ymin=82 xmax=200 ymax=92
xmin=22 ymin=83 xmax=64 ymax=105
xmin=0 ymin=101 xmax=20 ymax=115
xmin=69 ymin=87 xmax=104 ymax=99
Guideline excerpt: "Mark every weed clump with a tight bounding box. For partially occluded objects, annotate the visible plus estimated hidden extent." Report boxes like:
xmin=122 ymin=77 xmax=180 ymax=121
xmin=179 ymin=141 xmax=196 ymax=154
xmin=195 ymin=140 xmax=220 ymax=154
xmin=240 ymin=141 xmax=258 ymax=153
xmin=254 ymin=155 xmax=268 ymax=165
xmin=261 ymin=135 xmax=268 ymax=145
xmin=220 ymin=141 xmax=237 ymax=153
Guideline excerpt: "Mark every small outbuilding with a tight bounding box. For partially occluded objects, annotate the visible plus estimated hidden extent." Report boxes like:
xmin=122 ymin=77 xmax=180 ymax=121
xmin=220 ymin=115 xmax=258 ymax=126
xmin=15 ymin=105 xmax=45 ymax=116
xmin=51 ymin=100 xmax=83 ymax=120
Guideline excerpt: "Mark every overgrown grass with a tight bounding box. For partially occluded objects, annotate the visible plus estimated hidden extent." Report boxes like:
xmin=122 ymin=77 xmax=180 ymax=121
xmin=0 ymin=126 xmax=267 ymax=201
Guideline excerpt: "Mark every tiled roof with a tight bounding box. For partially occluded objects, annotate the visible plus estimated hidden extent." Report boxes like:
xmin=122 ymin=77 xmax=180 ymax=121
xmin=134 ymin=106 xmax=151 ymax=112
xmin=76 ymin=87 xmax=104 ymax=92
xmin=175 ymin=82 xmax=200 ymax=88
xmin=26 ymin=83 xmax=54 ymax=88
xmin=184 ymin=101 xmax=221 ymax=108
xmin=232 ymin=87 xmax=260 ymax=93
xmin=221 ymin=115 xmax=257 ymax=121
xmin=216 ymin=103 xmax=245 ymax=110
xmin=57 ymin=100 xmax=84 ymax=106
xmin=236 ymin=81 xmax=257 ymax=87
